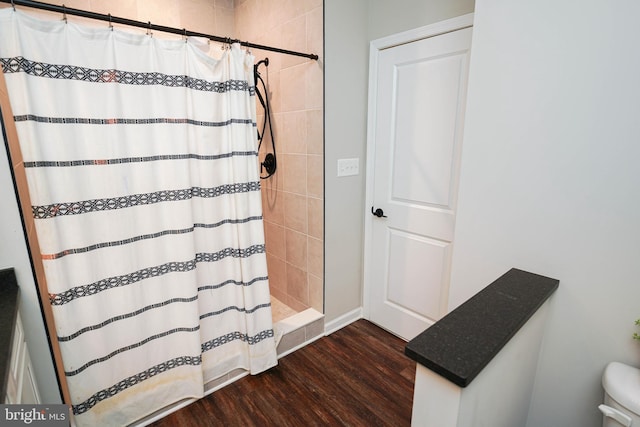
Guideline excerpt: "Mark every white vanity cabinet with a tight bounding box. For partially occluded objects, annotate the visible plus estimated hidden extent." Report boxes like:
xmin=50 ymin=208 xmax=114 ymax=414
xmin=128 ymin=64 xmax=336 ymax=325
xmin=4 ymin=313 xmax=41 ymax=405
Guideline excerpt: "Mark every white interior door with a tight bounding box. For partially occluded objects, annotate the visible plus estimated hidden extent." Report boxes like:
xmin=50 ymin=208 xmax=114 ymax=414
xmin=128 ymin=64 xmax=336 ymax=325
xmin=365 ymin=23 xmax=472 ymax=341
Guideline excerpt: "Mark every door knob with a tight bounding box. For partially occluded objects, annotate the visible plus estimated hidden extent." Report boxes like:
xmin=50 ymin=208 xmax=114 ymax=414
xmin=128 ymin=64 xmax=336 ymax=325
xmin=371 ymin=207 xmax=387 ymax=218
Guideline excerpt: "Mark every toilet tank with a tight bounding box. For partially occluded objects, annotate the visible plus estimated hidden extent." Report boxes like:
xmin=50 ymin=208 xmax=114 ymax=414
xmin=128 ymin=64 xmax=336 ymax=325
xmin=601 ymin=362 xmax=640 ymax=427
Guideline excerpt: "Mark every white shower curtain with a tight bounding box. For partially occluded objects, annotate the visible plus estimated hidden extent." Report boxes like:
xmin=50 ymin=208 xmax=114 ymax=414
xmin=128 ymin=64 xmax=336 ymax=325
xmin=0 ymin=9 xmax=277 ymax=426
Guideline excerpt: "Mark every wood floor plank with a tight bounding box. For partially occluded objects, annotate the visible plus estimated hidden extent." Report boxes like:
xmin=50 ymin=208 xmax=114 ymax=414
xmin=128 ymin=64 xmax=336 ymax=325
xmin=149 ymin=320 xmax=415 ymax=426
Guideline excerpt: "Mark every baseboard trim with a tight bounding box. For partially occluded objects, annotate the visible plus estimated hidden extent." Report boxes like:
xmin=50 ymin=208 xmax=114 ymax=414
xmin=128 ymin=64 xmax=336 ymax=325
xmin=324 ymin=307 xmax=363 ymax=336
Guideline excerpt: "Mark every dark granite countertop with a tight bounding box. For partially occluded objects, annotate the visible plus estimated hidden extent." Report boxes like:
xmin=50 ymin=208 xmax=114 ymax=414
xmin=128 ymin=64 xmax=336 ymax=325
xmin=0 ymin=268 xmax=20 ymax=402
xmin=405 ymin=268 xmax=559 ymax=388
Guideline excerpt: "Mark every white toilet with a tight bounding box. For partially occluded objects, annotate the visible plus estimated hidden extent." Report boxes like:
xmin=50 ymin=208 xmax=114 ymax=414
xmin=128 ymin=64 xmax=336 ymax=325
xmin=600 ymin=362 xmax=640 ymax=426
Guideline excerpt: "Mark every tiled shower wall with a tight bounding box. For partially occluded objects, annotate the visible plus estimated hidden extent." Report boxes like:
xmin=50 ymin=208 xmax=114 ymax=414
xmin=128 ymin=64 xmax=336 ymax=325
xmin=235 ymin=0 xmax=324 ymax=313
xmin=0 ymin=0 xmax=236 ymax=36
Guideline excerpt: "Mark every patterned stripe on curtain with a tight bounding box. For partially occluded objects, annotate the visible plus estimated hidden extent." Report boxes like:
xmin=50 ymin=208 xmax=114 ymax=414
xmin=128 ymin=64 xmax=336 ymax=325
xmin=0 ymin=9 xmax=277 ymax=426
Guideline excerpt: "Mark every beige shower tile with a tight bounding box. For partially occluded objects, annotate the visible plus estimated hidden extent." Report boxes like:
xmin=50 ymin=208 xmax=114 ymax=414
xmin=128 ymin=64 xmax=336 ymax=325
xmin=258 ymin=69 xmax=281 ymax=119
xmin=270 ymin=286 xmax=288 ymax=306
xmin=283 ymin=192 xmax=308 ymax=234
xmin=138 ymin=0 xmax=181 ymax=28
xmin=305 ymin=0 xmax=323 ymax=12
xmin=214 ymin=0 xmax=234 ymax=9
xmin=285 ymin=295 xmax=309 ymax=313
xmin=307 ymin=236 xmax=323 ymax=278
xmin=308 ymin=273 xmax=323 ymax=313
xmin=307 ymin=196 xmax=323 ymax=239
xmin=306 ymin=61 xmax=323 ymax=110
xmin=281 ymin=16 xmax=307 ymax=69
xmin=307 ymin=154 xmax=323 ymax=198
xmin=266 ymin=254 xmax=286 ymax=294
xmin=306 ymin=6 xmax=323 ymax=60
xmin=270 ymin=70 xmax=283 ymax=118
xmin=180 ymin=0 xmax=215 ymax=35
xmin=282 ymin=154 xmax=307 ymax=195
xmin=258 ymin=110 xmax=280 ymax=160
xmin=281 ymin=111 xmax=307 ymax=155
xmin=252 ymin=0 xmax=276 ymax=33
xmin=215 ymin=6 xmax=235 ymax=37
xmin=233 ymin=0 xmax=252 ymax=40
xmin=58 ymin=0 xmax=91 ymax=12
xmin=248 ymin=28 xmax=278 ymax=58
xmin=271 ymin=295 xmax=298 ymax=323
xmin=286 ymin=263 xmax=308 ymax=305
xmin=262 ymin=32 xmax=283 ymax=68
xmin=306 ymin=109 xmax=323 ymax=155
xmin=260 ymin=159 xmax=284 ymax=191
xmin=271 ymin=0 xmax=306 ymax=26
xmin=261 ymin=186 xmax=284 ymax=225
xmin=256 ymin=112 xmax=266 ymax=152
xmin=264 ymin=222 xmax=286 ymax=260
xmin=285 ymin=229 xmax=307 ymax=270
xmin=280 ymin=65 xmax=306 ymax=113
xmin=272 ymin=168 xmax=285 ymax=191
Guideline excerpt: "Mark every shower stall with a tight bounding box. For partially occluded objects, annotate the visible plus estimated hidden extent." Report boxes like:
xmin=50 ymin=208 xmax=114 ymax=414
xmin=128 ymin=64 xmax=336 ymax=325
xmin=235 ymin=1 xmax=324 ymax=322
xmin=0 ymin=0 xmax=323 ymax=425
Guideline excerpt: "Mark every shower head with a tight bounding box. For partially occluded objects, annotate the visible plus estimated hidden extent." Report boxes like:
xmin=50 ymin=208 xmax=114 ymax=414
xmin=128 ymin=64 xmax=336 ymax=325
xmin=256 ymin=58 xmax=269 ymax=68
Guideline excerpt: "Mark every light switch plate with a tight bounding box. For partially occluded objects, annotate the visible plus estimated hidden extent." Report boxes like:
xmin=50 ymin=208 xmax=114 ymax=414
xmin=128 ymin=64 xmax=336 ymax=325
xmin=337 ymin=158 xmax=359 ymax=177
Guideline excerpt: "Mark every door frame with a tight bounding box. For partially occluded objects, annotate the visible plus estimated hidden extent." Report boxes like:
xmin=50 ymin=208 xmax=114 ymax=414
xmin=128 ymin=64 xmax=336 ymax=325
xmin=362 ymin=13 xmax=474 ymax=324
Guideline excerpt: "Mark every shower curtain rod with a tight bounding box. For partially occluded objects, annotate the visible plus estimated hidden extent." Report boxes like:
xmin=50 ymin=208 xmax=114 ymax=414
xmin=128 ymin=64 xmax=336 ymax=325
xmin=1 ymin=0 xmax=319 ymax=60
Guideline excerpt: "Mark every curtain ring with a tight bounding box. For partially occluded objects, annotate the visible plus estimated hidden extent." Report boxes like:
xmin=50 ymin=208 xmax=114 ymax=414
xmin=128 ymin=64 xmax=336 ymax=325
xmin=108 ymin=13 xmax=113 ymax=31
xmin=220 ymin=37 xmax=231 ymax=51
xmin=10 ymin=0 xmax=15 ymax=11
xmin=147 ymin=21 xmax=152 ymax=37
xmin=62 ymin=4 xmax=67 ymax=23
xmin=183 ymin=28 xmax=187 ymax=43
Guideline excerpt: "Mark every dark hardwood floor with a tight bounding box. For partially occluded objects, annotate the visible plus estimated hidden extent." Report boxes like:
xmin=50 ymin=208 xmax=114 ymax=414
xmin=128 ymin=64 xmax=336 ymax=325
xmin=149 ymin=320 xmax=416 ymax=426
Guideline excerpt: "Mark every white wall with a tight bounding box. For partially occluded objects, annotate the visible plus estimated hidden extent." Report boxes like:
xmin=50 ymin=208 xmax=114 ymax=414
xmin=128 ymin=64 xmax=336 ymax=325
xmin=324 ymin=0 xmax=475 ymax=324
xmin=450 ymin=1 xmax=640 ymax=426
xmin=0 ymin=140 xmax=61 ymax=403
xmin=367 ymin=0 xmax=475 ymax=40
xmin=324 ymin=0 xmax=369 ymax=322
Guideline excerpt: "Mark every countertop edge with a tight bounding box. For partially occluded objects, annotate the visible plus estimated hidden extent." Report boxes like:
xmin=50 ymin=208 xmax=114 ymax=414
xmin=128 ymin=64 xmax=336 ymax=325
xmin=405 ymin=268 xmax=559 ymax=388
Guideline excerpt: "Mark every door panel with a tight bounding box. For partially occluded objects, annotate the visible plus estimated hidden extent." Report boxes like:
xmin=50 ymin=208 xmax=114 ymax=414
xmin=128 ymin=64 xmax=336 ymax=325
xmin=367 ymin=27 xmax=472 ymax=340
xmin=386 ymin=230 xmax=451 ymax=321
xmin=392 ymin=54 xmax=467 ymax=209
